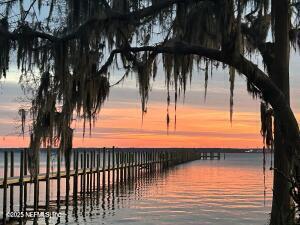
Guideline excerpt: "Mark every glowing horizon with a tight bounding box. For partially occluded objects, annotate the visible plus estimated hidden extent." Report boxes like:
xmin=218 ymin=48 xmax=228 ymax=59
xmin=0 ymin=95 xmax=284 ymax=148
xmin=1 ymin=54 xmax=300 ymax=149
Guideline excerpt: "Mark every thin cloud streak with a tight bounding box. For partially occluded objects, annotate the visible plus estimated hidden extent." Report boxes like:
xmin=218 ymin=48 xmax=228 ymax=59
xmin=1 ymin=62 xmax=300 ymax=148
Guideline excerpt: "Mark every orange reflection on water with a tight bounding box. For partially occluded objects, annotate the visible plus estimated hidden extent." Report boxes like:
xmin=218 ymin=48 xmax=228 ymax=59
xmin=121 ymin=154 xmax=273 ymax=225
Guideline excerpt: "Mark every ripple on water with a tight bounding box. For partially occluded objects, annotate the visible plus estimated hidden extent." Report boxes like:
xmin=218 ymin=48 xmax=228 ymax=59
xmin=24 ymin=153 xmax=273 ymax=225
xmin=105 ymin=153 xmax=273 ymax=225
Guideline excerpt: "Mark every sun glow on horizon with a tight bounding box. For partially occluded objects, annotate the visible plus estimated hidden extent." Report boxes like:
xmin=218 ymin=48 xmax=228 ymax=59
xmin=1 ymin=64 xmax=300 ymax=149
xmin=0 ymin=104 xmax=267 ymax=148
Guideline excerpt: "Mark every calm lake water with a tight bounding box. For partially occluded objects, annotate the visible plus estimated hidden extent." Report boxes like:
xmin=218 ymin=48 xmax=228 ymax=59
xmin=1 ymin=152 xmax=273 ymax=225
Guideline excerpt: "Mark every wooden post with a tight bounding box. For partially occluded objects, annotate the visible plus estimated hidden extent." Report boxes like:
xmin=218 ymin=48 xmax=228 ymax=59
xmin=90 ymin=151 xmax=93 ymax=193
xmin=116 ymin=152 xmax=120 ymax=185
xmin=120 ymin=152 xmax=123 ymax=184
xmin=134 ymin=151 xmax=137 ymax=179
xmin=134 ymin=152 xmax=136 ymax=178
xmin=102 ymin=148 xmax=106 ymax=191
xmin=46 ymin=146 xmax=51 ymax=211
xmin=149 ymin=151 xmax=152 ymax=170
xmin=82 ymin=151 xmax=87 ymax=212
xmin=151 ymin=150 xmax=154 ymax=172
xmin=124 ymin=152 xmax=127 ymax=183
xmin=123 ymin=152 xmax=128 ymax=181
xmin=141 ymin=151 xmax=143 ymax=175
xmin=124 ymin=152 xmax=126 ymax=183
xmin=3 ymin=152 xmax=8 ymax=225
xmin=80 ymin=153 xmax=83 ymax=194
xmin=86 ymin=153 xmax=90 ymax=193
xmin=152 ymin=150 xmax=154 ymax=171
xmin=164 ymin=151 xmax=167 ymax=168
xmin=128 ymin=152 xmax=131 ymax=180
xmin=140 ymin=151 xmax=143 ymax=176
xmin=57 ymin=149 xmax=61 ymax=210
xmin=112 ymin=147 xmax=115 ymax=186
xmin=142 ymin=152 xmax=145 ymax=169
xmin=73 ymin=149 xmax=79 ymax=202
xmin=128 ymin=152 xmax=130 ymax=180
xmin=93 ymin=150 xmax=96 ymax=191
xmin=132 ymin=152 xmax=135 ymax=179
xmin=97 ymin=149 xmax=100 ymax=192
xmin=19 ymin=151 xmax=24 ymax=214
xmin=34 ymin=152 xmax=39 ymax=212
xmin=72 ymin=150 xmax=78 ymax=216
xmin=65 ymin=150 xmax=71 ymax=209
xmin=140 ymin=151 xmax=142 ymax=175
xmin=122 ymin=151 xmax=125 ymax=183
xmin=156 ymin=150 xmax=159 ymax=170
xmin=83 ymin=152 xmax=87 ymax=197
xmin=107 ymin=148 xmax=111 ymax=188
xmin=147 ymin=151 xmax=149 ymax=172
xmin=89 ymin=151 xmax=94 ymax=193
xmin=10 ymin=152 xmax=14 ymax=213
xmin=24 ymin=148 xmax=27 ymax=213
xmin=129 ymin=152 xmax=133 ymax=182
xmin=133 ymin=151 xmax=136 ymax=178
xmin=132 ymin=152 xmax=135 ymax=178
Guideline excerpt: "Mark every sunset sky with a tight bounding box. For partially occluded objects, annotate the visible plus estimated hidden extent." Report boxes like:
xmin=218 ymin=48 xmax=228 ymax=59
xmin=0 ymin=52 xmax=299 ymax=148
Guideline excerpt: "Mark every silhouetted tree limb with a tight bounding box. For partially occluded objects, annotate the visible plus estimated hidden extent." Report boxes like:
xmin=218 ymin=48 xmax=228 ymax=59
xmin=2 ymin=1 xmax=300 ymax=223
xmin=0 ymin=0 xmax=201 ymax=43
xmin=98 ymin=40 xmax=300 ymax=162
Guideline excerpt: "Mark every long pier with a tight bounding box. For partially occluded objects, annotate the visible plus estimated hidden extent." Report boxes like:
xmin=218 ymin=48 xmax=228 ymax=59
xmin=0 ymin=148 xmax=223 ymax=224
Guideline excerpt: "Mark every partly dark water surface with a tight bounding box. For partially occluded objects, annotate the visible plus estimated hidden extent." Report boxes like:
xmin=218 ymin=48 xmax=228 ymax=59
xmin=3 ymin=153 xmax=273 ymax=225
xmin=51 ymin=153 xmax=272 ymax=225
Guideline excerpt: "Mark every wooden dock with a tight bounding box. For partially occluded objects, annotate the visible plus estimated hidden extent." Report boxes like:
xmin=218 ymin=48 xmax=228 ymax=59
xmin=0 ymin=148 xmax=223 ymax=224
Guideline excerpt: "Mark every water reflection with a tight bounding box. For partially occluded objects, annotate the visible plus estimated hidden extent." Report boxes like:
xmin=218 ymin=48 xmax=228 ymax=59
xmin=15 ymin=153 xmax=272 ymax=225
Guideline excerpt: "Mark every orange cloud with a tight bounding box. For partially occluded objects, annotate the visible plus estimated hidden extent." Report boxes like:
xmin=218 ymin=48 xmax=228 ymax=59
xmin=0 ymin=103 xmax=266 ymax=148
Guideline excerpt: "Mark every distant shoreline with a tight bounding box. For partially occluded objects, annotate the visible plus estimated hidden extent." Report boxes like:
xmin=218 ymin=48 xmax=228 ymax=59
xmin=0 ymin=147 xmax=269 ymax=153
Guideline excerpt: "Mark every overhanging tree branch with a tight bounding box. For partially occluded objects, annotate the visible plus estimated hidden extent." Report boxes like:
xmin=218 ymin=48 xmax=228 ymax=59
xmin=0 ymin=0 xmax=202 ymax=43
xmin=0 ymin=24 xmax=59 ymax=42
xmin=99 ymin=41 xmax=300 ymax=158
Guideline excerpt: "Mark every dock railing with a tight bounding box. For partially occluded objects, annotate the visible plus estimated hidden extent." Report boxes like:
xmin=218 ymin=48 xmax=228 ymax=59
xmin=0 ymin=148 xmax=222 ymax=224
